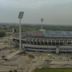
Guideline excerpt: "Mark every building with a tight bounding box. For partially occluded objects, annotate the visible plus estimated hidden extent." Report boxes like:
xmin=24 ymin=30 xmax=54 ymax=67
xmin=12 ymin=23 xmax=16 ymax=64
xmin=12 ymin=31 xmax=72 ymax=54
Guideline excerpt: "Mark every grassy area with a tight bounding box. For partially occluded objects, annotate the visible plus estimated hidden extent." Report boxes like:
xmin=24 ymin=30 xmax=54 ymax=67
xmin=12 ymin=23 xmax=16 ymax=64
xmin=33 ymin=68 xmax=72 ymax=72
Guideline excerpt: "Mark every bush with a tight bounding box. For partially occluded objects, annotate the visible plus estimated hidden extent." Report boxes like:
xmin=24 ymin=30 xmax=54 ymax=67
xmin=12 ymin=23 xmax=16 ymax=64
xmin=0 ymin=31 xmax=6 ymax=37
xmin=9 ymin=70 xmax=13 ymax=72
xmin=28 ymin=54 xmax=35 ymax=59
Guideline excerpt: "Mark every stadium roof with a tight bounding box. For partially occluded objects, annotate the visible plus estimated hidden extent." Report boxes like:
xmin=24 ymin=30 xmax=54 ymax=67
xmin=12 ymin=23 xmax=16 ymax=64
xmin=44 ymin=31 xmax=72 ymax=37
xmin=14 ymin=31 xmax=72 ymax=38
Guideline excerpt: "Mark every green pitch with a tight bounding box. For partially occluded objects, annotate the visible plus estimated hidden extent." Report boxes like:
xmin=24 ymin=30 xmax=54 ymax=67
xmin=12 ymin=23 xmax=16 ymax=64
xmin=33 ymin=68 xmax=72 ymax=72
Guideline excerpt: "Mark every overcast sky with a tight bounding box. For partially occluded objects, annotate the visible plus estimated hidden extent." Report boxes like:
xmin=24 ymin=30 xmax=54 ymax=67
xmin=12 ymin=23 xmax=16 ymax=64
xmin=0 ymin=0 xmax=72 ymax=25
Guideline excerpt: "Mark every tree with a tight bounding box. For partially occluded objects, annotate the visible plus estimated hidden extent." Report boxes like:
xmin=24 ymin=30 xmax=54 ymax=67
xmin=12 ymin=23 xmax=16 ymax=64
xmin=0 ymin=31 xmax=6 ymax=37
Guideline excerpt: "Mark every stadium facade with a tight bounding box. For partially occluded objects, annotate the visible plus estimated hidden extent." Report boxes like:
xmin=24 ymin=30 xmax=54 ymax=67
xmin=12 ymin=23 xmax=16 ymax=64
xmin=12 ymin=31 xmax=72 ymax=54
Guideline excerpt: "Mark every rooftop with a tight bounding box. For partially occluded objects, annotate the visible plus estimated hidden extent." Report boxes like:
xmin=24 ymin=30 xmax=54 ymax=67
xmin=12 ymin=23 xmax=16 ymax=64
xmin=44 ymin=31 xmax=72 ymax=37
xmin=14 ymin=31 xmax=72 ymax=38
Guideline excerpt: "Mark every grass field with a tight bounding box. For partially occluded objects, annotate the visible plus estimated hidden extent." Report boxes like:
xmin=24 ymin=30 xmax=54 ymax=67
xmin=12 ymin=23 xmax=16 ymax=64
xmin=33 ymin=68 xmax=72 ymax=72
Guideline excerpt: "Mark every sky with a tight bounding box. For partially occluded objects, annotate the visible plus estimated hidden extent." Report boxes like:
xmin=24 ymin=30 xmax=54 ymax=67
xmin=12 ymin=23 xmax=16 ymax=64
xmin=0 ymin=0 xmax=72 ymax=25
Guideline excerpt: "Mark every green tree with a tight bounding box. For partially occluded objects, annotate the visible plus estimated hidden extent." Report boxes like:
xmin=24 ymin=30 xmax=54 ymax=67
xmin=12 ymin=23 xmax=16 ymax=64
xmin=0 ymin=31 xmax=6 ymax=37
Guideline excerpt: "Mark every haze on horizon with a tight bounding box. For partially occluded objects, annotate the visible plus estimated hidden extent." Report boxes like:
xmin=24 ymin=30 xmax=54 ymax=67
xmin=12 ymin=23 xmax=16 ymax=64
xmin=0 ymin=0 xmax=72 ymax=25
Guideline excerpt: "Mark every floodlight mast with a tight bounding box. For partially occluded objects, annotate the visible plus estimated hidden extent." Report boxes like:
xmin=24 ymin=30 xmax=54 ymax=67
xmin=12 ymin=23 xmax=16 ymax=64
xmin=41 ymin=18 xmax=44 ymax=29
xmin=18 ymin=11 xmax=24 ymax=50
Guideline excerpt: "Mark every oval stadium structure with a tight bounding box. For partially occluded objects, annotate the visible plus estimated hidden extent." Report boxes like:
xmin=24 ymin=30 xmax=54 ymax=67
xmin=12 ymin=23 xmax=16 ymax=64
xmin=12 ymin=31 xmax=72 ymax=54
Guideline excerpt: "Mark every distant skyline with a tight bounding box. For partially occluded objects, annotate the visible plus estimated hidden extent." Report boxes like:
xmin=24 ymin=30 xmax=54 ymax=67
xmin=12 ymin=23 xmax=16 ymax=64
xmin=0 ymin=0 xmax=72 ymax=25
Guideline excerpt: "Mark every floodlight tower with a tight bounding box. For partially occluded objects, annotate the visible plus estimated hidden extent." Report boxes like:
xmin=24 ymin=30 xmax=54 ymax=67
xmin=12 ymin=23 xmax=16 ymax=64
xmin=18 ymin=11 xmax=24 ymax=50
xmin=41 ymin=18 xmax=44 ymax=29
xmin=40 ymin=18 xmax=45 ymax=32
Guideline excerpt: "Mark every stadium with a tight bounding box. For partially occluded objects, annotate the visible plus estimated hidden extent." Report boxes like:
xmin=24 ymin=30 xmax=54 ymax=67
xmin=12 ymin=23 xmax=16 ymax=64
xmin=12 ymin=30 xmax=72 ymax=54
